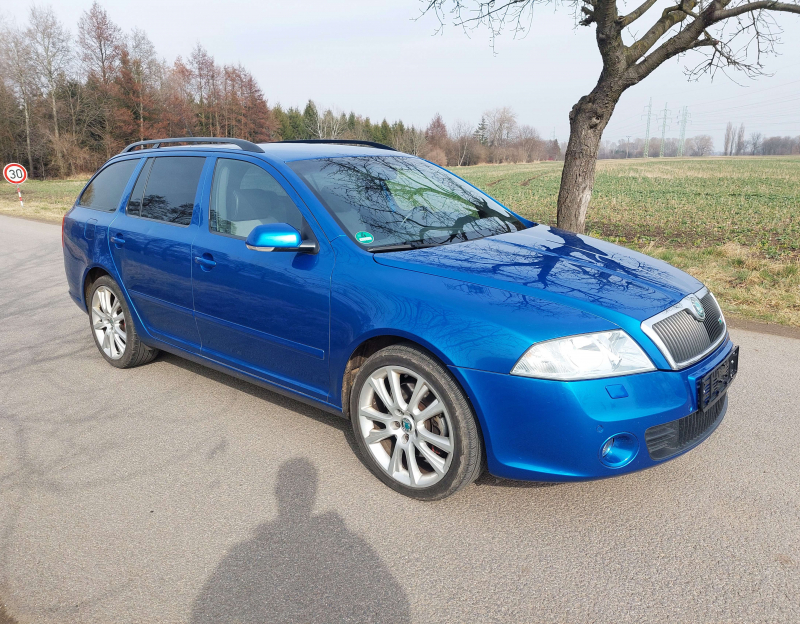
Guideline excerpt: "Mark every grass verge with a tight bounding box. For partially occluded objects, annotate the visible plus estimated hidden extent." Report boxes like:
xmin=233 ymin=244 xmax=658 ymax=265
xmin=0 ymin=177 xmax=87 ymax=222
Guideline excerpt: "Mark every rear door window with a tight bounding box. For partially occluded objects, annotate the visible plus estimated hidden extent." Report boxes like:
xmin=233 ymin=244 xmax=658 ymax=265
xmin=126 ymin=158 xmax=153 ymax=217
xmin=137 ymin=156 xmax=205 ymax=225
xmin=79 ymin=159 xmax=139 ymax=212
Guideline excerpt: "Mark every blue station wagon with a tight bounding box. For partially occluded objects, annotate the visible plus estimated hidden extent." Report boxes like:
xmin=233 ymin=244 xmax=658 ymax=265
xmin=62 ymin=137 xmax=739 ymax=500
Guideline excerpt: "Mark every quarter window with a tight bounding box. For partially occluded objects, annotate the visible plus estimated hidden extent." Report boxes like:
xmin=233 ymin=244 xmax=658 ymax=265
xmin=136 ymin=157 xmax=205 ymax=225
xmin=209 ymin=158 xmax=304 ymax=238
xmin=79 ymin=159 xmax=139 ymax=212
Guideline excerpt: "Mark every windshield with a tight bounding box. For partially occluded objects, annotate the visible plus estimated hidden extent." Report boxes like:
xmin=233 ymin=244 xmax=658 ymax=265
xmin=289 ymin=156 xmax=528 ymax=250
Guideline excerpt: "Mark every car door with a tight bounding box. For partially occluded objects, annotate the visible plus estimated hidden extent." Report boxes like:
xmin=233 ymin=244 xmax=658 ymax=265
xmin=191 ymin=156 xmax=333 ymax=401
xmin=109 ymin=155 xmax=209 ymax=350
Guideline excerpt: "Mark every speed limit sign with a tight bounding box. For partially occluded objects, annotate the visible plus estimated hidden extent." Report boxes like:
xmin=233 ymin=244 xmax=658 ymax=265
xmin=4 ymin=163 xmax=28 ymax=185
xmin=4 ymin=163 xmax=28 ymax=207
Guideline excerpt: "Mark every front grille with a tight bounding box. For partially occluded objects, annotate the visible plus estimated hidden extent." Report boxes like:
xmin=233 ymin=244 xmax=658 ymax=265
xmin=650 ymin=291 xmax=725 ymax=367
xmin=700 ymin=291 xmax=724 ymax=344
xmin=645 ymin=395 xmax=727 ymax=460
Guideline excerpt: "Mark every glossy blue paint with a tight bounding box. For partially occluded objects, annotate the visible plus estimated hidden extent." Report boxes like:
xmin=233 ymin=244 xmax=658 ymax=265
xmin=450 ymin=336 xmax=733 ymax=480
xmin=191 ymin=156 xmax=334 ymax=401
xmin=245 ymin=223 xmax=302 ymax=250
xmin=62 ymin=142 xmax=735 ymax=483
xmin=108 ymin=155 xmax=213 ymax=350
xmin=605 ymin=384 xmax=629 ymax=399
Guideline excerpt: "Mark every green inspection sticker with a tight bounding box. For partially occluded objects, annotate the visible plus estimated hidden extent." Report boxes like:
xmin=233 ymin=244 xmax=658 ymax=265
xmin=355 ymin=231 xmax=374 ymax=244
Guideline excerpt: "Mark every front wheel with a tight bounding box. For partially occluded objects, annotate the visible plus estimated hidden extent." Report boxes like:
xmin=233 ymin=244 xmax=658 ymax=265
xmin=88 ymin=275 xmax=159 ymax=368
xmin=350 ymin=344 xmax=483 ymax=500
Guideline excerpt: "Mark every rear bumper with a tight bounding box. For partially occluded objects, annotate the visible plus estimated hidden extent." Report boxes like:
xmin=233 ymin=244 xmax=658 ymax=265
xmin=451 ymin=336 xmax=735 ymax=482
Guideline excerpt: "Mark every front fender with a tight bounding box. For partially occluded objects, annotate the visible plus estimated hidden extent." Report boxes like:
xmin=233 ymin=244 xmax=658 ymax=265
xmin=328 ymin=238 xmax=616 ymax=409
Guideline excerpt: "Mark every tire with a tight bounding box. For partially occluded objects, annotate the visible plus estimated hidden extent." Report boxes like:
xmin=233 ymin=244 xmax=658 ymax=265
xmin=349 ymin=343 xmax=483 ymax=500
xmin=88 ymin=275 xmax=159 ymax=369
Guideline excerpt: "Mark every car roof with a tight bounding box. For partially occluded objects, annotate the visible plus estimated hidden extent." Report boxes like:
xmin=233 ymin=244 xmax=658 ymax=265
xmin=115 ymin=142 xmax=413 ymax=163
xmin=256 ymin=142 xmax=411 ymax=162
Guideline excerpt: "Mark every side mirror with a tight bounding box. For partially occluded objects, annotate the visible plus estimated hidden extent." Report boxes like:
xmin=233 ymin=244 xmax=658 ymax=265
xmin=245 ymin=223 xmax=318 ymax=254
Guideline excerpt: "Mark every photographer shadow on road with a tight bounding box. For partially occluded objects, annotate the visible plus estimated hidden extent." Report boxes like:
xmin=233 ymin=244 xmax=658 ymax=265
xmin=190 ymin=458 xmax=410 ymax=624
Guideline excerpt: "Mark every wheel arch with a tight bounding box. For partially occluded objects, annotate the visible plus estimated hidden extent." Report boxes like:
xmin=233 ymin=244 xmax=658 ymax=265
xmin=339 ymin=331 xmax=475 ymax=425
xmin=341 ymin=332 xmax=488 ymax=490
xmin=82 ymin=265 xmax=113 ymax=312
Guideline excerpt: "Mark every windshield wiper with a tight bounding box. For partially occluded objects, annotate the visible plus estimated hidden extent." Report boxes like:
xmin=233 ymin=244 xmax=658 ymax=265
xmin=368 ymin=242 xmax=440 ymax=253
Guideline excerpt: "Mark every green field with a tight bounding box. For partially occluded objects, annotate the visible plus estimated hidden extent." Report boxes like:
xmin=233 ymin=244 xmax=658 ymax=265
xmin=455 ymin=157 xmax=799 ymax=258
xmin=2 ymin=157 xmax=798 ymax=326
xmin=456 ymin=157 xmax=800 ymax=327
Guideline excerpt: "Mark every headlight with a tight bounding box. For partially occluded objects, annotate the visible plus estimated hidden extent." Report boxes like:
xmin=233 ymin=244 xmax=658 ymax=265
xmin=511 ymin=330 xmax=655 ymax=380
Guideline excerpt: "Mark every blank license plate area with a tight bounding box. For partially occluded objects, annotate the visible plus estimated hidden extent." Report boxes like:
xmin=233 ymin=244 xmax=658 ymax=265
xmin=697 ymin=345 xmax=739 ymax=411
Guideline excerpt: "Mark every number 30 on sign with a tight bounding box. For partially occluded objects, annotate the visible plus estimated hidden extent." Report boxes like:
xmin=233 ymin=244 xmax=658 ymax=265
xmin=4 ymin=163 xmax=28 ymax=185
xmin=4 ymin=163 xmax=28 ymax=207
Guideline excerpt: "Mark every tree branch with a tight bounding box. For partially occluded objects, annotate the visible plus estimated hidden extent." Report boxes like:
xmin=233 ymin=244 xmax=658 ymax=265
xmin=625 ymin=0 xmax=700 ymax=65
xmin=618 ymin=0 xmax=659 ymax=27
xmin=712 ymin=0 xmax=800 ymax=21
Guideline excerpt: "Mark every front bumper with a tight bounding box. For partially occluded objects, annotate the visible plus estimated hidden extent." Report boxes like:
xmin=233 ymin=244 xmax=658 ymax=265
xmin=451 ymin=336 xmax=736 ymax=482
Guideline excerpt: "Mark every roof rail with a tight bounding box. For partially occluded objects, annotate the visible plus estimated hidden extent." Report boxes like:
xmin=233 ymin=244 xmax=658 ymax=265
xmin=121 ymin=137 xmax=265 ymax=154
xmin=274 ymin=139 xmax=396 ymax=151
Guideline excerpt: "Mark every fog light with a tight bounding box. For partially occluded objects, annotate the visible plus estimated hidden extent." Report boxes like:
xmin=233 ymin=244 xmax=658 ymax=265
xmin=599 ymin=433 xmax=639 ymax=468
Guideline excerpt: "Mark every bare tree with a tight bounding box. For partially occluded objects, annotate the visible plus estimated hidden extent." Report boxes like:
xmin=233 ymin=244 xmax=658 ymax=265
xmin=723 ymin=121 xmax=734 ymax=155
xmin=78 ymin=2 xmax=123 ymax=156
xmin=692 ymin=134 xmax=714 ymax=156
xmin=748 ymin=131 xmax=762 ymax=154
xmin=77 ymin=2 xmax=122 ymax=85
xmin=515 ymin=124 xmax=545 ymax=161
xmin=450 ymin=120 xmax=475 ymax=165
xmin=484 ymin=106 xmax=517 ymax=147
xmin=734 ymin=123 xmax=746 ymax=155
xmin=408 ymin=126 xmax=427 ymax=155
xmin=0 ymin=23 xmax=37 ymax=174
xmin=190 ymin=44 xmax=216 ymax=135
xmin=27 ymin=6 xmax=72 ymax=176
xmin=130 ymin=29 xmax=161 ymax=142
xmin=422 ymin=0 xmax=800 ymax=232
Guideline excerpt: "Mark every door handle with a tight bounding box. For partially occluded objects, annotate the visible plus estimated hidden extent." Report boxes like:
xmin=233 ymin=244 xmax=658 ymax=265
xmin=110 ymin=234 xmax=125 ymax=246
xmin=194 ymin=255 xmax=217 ymax=270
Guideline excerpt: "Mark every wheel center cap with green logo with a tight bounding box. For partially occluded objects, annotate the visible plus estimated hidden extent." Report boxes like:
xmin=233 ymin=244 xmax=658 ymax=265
xmin=402 ymin=417 xmax=414 ymax=432
xmin=355 ymin=231 xmax=374 ymax=244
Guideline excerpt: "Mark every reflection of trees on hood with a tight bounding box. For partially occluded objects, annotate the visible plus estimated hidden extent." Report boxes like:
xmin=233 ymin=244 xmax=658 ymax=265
xmin=296 ymin=156 xmax=525 ymax=246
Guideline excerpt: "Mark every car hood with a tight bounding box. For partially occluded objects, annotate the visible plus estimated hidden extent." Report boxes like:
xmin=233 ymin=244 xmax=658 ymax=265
xmin=372 ymin=224 xmax=703 ymax=322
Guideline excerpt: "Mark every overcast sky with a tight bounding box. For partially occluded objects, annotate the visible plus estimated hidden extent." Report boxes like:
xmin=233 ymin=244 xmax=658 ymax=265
xmin=5 ymin=0 xmax=800 ymax=148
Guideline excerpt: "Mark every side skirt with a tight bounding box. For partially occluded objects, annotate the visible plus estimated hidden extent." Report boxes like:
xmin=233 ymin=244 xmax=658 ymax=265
xmin=143 ymin=336 xmax=346 ymax=419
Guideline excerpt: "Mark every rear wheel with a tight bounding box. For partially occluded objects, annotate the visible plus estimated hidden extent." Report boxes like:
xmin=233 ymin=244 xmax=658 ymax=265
xmin=350 ymin=344 xmax=483 ymax=500
xmin=88 ymin=275 xmax=158 ymax=368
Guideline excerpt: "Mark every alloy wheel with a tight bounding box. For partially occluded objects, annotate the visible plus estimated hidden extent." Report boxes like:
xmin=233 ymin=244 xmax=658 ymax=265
xmin=91 ymin=286 xmax=127 ymax=360
xmin=357 ymin=365 xmax=454 ymax=488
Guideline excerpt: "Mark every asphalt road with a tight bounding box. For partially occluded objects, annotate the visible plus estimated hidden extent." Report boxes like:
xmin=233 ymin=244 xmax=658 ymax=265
xmin=1 ymin=215 xmax=799 ymax=624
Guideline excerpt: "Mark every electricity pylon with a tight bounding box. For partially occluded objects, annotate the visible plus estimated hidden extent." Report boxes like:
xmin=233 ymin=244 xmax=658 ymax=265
xmin=657 ymin=102 xmax=671 ymax=157
xmin=676 ymin=106 xmax=690 ymax=157
xmin=642 ymin=98 xmax=653 ymax=158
